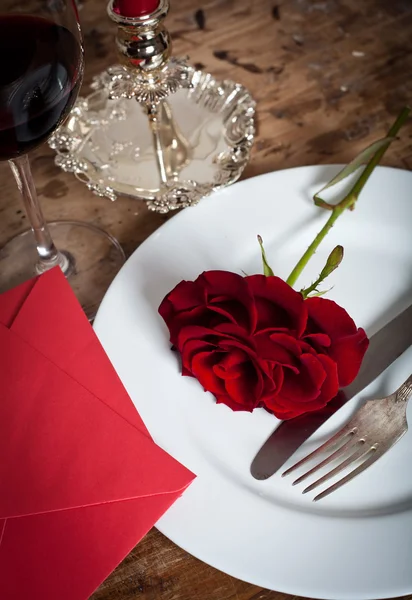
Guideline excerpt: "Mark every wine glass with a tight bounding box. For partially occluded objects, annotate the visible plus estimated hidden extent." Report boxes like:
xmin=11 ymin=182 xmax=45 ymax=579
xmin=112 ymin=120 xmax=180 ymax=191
xmin=0 ymin=0 xmax=125 ymax=319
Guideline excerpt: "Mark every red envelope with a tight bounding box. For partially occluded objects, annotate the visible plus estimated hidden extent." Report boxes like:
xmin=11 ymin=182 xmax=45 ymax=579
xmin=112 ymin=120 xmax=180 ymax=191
xmin=0 ymin=268 xmax=195 ymax=600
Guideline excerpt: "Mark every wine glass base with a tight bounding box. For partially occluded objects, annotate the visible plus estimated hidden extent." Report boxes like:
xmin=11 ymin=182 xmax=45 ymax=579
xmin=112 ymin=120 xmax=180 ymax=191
xmin=0 ymin=221 xmax=125 ymax=320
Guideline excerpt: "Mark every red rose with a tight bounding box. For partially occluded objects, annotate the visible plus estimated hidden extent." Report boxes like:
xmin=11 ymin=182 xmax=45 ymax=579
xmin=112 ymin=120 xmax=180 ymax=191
xmin=158 ymin=271 xmax=369 ymax=420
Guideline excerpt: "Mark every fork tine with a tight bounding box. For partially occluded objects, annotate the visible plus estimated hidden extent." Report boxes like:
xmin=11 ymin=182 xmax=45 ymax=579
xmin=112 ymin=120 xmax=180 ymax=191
xmin=302 ymin=442 xmax=372 ymax=494
xmin=313 ymin=446 xmax=381 ymax=501
xmin=292 ymin=435 xmax=359 ymax=485
xmin=282 ymin=424 xmax=356 ymax=477
xmin=313 ymin=429 xmax=409 ymax=501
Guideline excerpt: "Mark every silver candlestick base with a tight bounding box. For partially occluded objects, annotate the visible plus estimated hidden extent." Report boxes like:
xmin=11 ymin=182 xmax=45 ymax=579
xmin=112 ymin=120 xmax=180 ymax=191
xmin=49 ymin=0 xmax=255 ymax=214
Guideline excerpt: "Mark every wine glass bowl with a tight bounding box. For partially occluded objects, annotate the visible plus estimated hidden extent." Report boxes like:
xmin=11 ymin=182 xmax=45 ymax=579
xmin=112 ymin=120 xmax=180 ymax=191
xmin=0 ymin=13 xmax=83 ymax=160
xmin=0 ymin=0 xmax=125 ymax=320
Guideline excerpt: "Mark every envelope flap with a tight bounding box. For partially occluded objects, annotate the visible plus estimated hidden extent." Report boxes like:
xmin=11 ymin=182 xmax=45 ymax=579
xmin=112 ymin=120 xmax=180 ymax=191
xmin=0 ymin=494 xmax=184 ymax=600
xmin=0 ymin=325 xmax=194 ymax=519
xmin=9 ymin=268 xmax=150 ymax=438
xmin=0 ymin=277 xmax=36 ymax=327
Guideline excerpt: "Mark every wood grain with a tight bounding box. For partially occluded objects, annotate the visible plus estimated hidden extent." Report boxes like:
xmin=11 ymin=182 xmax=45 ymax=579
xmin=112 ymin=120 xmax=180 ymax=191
xmin=1 ymin=0 xmax=412 ymax=599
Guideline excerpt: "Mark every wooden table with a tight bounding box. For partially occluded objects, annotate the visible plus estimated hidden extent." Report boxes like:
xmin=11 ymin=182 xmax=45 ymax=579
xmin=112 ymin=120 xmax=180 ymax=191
xmin=1 ymin=0 xmax=412 ymax=599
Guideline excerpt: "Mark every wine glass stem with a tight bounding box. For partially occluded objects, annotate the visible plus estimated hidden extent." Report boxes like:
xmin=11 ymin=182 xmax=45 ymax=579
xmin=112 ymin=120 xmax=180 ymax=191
xmin=9 ymin=154 xmax=71 ymax=275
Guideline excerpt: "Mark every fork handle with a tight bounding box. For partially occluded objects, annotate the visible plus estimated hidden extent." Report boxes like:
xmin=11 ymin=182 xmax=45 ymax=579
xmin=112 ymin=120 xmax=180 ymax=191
xmin=395 ymin=374 xmax=412 ymax=403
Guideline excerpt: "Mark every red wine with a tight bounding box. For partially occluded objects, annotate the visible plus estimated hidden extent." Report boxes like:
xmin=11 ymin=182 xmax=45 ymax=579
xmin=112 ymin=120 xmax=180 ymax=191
xmin=0 ymin=14 xmax=83 ymax=160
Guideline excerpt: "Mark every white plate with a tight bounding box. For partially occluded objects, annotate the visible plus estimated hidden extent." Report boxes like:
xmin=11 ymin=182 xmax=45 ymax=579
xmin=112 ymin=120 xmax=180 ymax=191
xmin=94 ymin=166 xmax=412 ymax=600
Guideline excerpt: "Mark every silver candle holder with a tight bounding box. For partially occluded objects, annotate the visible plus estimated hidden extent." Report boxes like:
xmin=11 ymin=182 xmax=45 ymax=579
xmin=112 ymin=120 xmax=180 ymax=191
xmin=49 ymin=0 xmax=256 ymax=214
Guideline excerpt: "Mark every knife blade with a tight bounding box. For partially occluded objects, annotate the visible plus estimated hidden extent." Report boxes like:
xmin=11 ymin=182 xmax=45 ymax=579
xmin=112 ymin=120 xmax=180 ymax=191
xmin=250 ymin=303 xmax=412 ymax=480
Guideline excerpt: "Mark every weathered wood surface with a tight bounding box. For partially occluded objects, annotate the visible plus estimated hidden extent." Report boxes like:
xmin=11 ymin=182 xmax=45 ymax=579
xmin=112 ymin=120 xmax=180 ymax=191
xmin=1 ymin=0 xmax=412 ymax=599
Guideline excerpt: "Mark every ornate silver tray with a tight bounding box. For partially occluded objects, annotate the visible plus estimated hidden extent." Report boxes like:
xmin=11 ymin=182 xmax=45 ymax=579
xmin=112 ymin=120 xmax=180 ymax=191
xmin=49 ymin=65 xmax=255 ymax=213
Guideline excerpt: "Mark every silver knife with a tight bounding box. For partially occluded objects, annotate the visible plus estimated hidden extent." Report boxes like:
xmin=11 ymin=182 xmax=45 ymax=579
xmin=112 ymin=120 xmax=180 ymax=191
xmin=250 ymin=303 xmax=412 ymax=480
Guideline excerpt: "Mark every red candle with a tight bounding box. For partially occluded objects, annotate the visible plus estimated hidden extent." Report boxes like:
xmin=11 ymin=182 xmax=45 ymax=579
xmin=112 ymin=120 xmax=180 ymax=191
xmin=113 ymin=0 xmax=159 ymax=17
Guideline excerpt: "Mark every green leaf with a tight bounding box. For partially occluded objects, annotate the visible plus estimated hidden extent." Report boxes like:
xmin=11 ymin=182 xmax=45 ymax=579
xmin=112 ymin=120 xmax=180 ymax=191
xmin=257 ymin=235 xmax=274 ymax=277
xmin=307 ymin=288 xmax=331 ymax=298
xmin=313 ymin=136 xmax=397 ymax=208
xmin=301 ymin=245 xmax=344 ymax=299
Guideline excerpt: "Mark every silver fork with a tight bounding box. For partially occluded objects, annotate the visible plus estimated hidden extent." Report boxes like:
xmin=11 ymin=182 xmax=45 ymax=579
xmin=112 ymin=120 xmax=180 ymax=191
xmin=283 ymin=374 xmax=412 ymax=501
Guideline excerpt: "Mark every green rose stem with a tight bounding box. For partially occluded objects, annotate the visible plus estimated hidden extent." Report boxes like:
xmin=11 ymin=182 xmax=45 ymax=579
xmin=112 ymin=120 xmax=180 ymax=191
xmin=286 ymin=107 xmax=411 ymax=289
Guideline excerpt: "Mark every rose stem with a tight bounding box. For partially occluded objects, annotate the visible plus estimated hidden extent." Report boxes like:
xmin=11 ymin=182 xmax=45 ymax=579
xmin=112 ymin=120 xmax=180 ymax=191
xmin=286 ymin=106 xmax=411 ymax=289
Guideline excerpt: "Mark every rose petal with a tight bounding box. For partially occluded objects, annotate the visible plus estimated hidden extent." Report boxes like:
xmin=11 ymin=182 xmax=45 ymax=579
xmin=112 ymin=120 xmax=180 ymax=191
xmin=213 ymin=363 xmax=243 ymax=379
xmin=159 ymin=270 xmax=258 ymax=345
xmin=254 ymin=332 xmax=301 ymax=373
xmin=199 ymin=270 xmax=247 ymax=295
xmin=215 ymin=322 xmax=257 ymax=349
xmin=265 ymin=396 xmax=326 ymax=420
xmin=315 ymin=354 xmax=339 ymax=404
xmin=160 ymin=304 xmax=211 ymax=346
xmin=305 ymin=297 xmax=359 ymax=340
xmin=218 ymin=348 xmax=248 ymax=369
xmin=177 ymin=325 xmax=220 ymax=349
xmin=181 ymin=364 xmax=192 ymax=377
xmin=205 ymin=302 xmax=248 ymax=328
xmin=191 ymin=350 xmax=226 ymax=394
xmin=159 ymin=280 xmax=205 ymax=316
xmin=224 ymin=361 xmax=262 ymax=409
xmin=263 ymin=353 xmax=339 ymax=419
xmin=247 ymin=274 xmax=307 ymax=336
xmin=268 ymin=332 xmax=302 ymax=354
xmin=262 ymin=387 xmax=302 ymax=418
xmin=264 ymin=387 xmax=329 ymax=418
xmin=178 ymin=323 xmax=255 ymax=351
xmin=199 ymin=271 xmax=257 ymax=333
xmin=260 ymin=365 xmax=284 ymax=407
xmin=213 ymin=349 xmax=248 ymax=380
xmin=297 ymin=339 xmax=318 ymax=355
xmin=328 ymin=328 xmax=369 ymax=386
xmin=280 ymin=353 xmax=327 ymax=402
xmin=180 ymin=338 xmax=217 ymax=365
xmin=302 ymin=332 xmax=331 ymax=347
